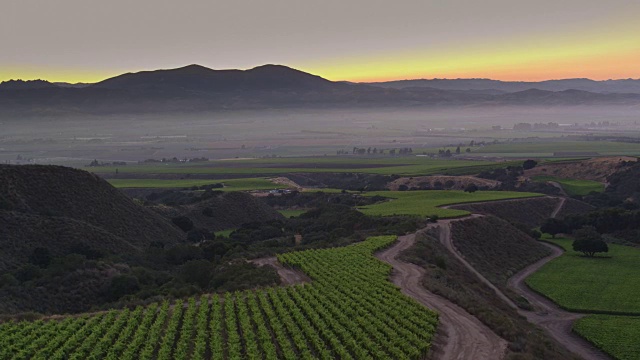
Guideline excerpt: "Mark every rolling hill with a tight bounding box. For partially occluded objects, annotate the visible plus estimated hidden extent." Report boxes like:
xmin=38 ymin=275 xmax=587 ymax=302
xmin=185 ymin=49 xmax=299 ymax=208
xmin=0 ymin=165 xmax=184 ymax=271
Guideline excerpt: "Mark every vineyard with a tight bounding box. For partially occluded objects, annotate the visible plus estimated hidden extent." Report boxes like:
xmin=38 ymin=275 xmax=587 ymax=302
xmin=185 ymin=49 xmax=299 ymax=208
xmin=0 ymin=236 xmax=438 ymax=359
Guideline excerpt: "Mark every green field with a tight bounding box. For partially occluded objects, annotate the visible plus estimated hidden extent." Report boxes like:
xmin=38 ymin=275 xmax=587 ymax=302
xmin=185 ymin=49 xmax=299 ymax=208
xmin=527 ymin=238 xmax=640 ymax=314
xmin=108 ymin=177 xmax=285 ymax=191
xmin=91 ymin=157 xmax=517 ymax=177
xmin=531 ymin=176 xmax=605 ymax=196
xmin=574 ymin=315 xmax=640 ymax=360
xmin=474 ymin=141 xmax=640 ymax=157
xmin=358 ymin=190 xmax=542 ymax=218
xmin=213 ymin=229 xmax=235 ymax=238
xmin=278 ymin=209 xmax=307 ymax=218
xmin=0 ymin=236 xmax=438 ymax=359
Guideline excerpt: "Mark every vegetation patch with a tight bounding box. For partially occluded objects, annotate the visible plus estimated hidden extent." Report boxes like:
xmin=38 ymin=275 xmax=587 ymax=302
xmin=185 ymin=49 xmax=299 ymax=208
xmin=574 ymin=315 xmax=640 ymax=360
xmin=108 ymin=177 xmax=284 ymax=190
xmin=358 ymin=190 xmax=542 ymax=218
xmin=0 ymin=236 xmax=439 ymax=359
xmin=531 ymin=176 xmax=604 ymax=196
xmin=526 ymin=238 xmax=640 ymax=314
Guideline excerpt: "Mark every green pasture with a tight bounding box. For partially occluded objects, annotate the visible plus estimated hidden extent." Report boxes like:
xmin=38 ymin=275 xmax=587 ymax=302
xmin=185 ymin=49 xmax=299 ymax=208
xmin=357 ymin=190 xmax=541 ymax=218
xmin=531 ymin=176 xmax=604 ymax=196
xmin=574 ymin=315 xmax=640 ymax=360
xmin=277 ymin=209 xmax=307 ymax=218
xmin=90 ymin=157 xmax=515 ymax=177
xmin=108 ymin=177 xmax=284 ymax=191
xmin=526 ymin=238 xmax=640 ymax=314
xmin=474 ymin=141 xmax=640 ymax=157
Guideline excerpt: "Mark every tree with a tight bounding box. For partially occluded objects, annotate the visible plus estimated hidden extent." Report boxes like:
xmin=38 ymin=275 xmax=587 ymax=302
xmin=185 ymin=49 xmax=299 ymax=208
xmin=540 ymin=218 xmax=567 ymax=238
xmin=455 ymin=146 xmax=461 ymax=154
xmin=464 ymin=184 xmax=478 ymax=193
xmin=572 ymin=226 xmax=608 ymax=257
xmin=172 ymin=216 xmax=194 ymax=232
xmin=523 ymin=159 xmax=538 ymax=170
xmin=106 ymin=275 xmax=140 ymax=301
xmin=29 ymin=247 xmax=52 ymax=268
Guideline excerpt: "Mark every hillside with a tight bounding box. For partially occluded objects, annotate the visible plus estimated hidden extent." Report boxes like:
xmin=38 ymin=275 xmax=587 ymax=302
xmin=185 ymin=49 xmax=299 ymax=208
xmin=525 ymin=156 xmax=637 ymax=182
xmin=450 ymin=197 xmax=593 ymax=227
xmin=450 ymin=216 xmax=551 ymax=286
xmin=149 ymin=191 xmax=284 ymax=231
xmin=0 ymin=165 xmax=183 ymax=270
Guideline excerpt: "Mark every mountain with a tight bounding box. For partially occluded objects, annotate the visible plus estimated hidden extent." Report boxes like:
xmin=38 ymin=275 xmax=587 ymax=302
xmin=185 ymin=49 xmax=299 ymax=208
xmin=366 ymin=78 xmax=640 ymax=94
xmin=1 ymin=65 xmax=640 ymax=116
xmin=0 ymin=165 xmax=184 ymax=271
xmin=92 ymin=64 xmax=341 ymax=92
xmin=0 ymin=79 xmax=58 ymax=90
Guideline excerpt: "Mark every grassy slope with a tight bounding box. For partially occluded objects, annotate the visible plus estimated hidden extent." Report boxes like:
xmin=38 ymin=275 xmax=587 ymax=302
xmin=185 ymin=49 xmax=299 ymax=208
xmin=358 ymin=190 xmax=542 ymax=218
xmin=526 ymin=238 xmax=640 ymax=314
xmin=531 ymin=176 xmax=604 ymax=196
xmin=277 ymin=209 xmax=307 ymax=218
xmin=108 ymin=177 xmax=284 ymax=190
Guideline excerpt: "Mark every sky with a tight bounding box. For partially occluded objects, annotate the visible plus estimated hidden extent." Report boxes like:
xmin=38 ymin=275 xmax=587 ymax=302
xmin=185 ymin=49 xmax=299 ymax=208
xmin=2 ymin=0 xmax=639 ymax=83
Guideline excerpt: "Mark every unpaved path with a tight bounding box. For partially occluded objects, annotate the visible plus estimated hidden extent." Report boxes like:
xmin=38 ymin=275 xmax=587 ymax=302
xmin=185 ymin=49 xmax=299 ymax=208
xmin=377 ymin=230 xmax=508 ymax=360
xmin=250 ymin=257 xmax=310 ymax=285
xmin=550 ymin=196 xmax=567 ymax=218
xmin=507 ymin=243 xmax=611 ymax=360
xmin=438 ymin=196 xmax=610 ymax=360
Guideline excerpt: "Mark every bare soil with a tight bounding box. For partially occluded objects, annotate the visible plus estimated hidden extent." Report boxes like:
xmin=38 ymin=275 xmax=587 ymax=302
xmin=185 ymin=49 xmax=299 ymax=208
xmin=525 ymin=156 xmax=638 ymax=182
xmin=249 ymin=257 xmax=310 ymax=285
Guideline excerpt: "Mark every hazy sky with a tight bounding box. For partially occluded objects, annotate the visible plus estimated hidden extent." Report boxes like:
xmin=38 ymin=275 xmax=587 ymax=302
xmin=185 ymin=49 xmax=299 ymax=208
xmin=2 ymin=0 xmax=639 ymax=82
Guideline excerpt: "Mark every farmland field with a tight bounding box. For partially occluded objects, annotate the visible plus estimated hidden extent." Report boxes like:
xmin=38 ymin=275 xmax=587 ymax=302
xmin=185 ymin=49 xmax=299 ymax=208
xmin=278 ymin=209 xmax=307 ymax=218
xmin=358 ymin=190 xmax=542 ymax=218
xmin=90 ymin=157 xmax=517 ymax=177
xmin=531 ymin=176 xmax=604 ymax=196
xmin=526 ymin=238 xmax=640 ymax=314
xmin=473 ymin=141 xmax=640 ymax=157
xmin=108 ymin=177 xmax=285 ymax=190
xmin=0 ymin=236 xmax=438 ymax=360
xmin=573 ymin=315 xmax=640 ymax=360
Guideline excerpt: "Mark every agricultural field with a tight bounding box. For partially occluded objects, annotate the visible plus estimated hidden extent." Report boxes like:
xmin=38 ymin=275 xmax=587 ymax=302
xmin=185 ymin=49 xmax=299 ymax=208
xmin=531 ymin=176 xmax=605 ymax=196
xmin=526 ymin=238 xmax=640 ymax=314
xmin=278 ymin=209 xmax=307 ymax=218
xmin=472 ymin=141 xmax=640 ymax=157
xmin=0 ymin=236 xmax=438 ymax=360
xmin=358 ymin=190 xmax=542 ymax=218
xmin=108 ymin=177 xmax=285 ymax=191
xmin=574 ymin=315 xmax=640 ymax=360
xmin=90 ymin=157 xmax=516 ymax=177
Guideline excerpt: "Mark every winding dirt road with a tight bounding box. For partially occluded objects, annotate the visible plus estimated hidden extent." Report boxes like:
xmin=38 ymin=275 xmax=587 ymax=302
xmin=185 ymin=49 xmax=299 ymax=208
xmin=437 ymin=196 xmax=611 ymax=360
xmin=376 ymin=230 xmax=508 ymax=360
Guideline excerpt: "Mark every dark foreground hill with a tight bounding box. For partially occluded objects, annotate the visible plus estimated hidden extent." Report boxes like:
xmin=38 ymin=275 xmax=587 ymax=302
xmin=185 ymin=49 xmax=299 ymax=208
xmin=0 ymin=165 xmax=183 ymax=271
xmin=147 ymin=191 xmax=284 ymax=231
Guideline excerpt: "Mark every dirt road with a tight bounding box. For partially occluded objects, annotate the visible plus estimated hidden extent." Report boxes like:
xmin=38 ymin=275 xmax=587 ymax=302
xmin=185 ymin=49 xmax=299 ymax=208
xmin=376 ymin=231 xmax=508 ymax=360
xmin=438 ymin=196 xmax=610 ymax=360
xmin=250 ymin=257 xmax=310 ymax=285
xmin=507 ymin=243 xmax=611 ymax=360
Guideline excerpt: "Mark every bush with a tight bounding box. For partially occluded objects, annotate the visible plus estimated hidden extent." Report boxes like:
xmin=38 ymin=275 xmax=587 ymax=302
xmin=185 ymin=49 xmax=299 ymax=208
xmin=107 ymin=274 xmax=140 ymax=301
xmin=28 ymin=247 xmax=52 ymax=268
xmin=172 ymin=216 xmax=194 ymax=232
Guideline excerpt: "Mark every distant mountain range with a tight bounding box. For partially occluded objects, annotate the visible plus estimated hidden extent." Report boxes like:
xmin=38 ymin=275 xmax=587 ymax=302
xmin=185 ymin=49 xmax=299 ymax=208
xmin=365 ymin=78 xmax=640 ymax=94
xmin=2 ymin=64 xmax=640 ymax=116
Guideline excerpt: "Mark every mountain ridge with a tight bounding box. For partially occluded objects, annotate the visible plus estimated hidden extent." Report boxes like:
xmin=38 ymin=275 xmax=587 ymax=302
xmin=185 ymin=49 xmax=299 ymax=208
xmin=2 ymin=64 xmax=640 ymax=116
